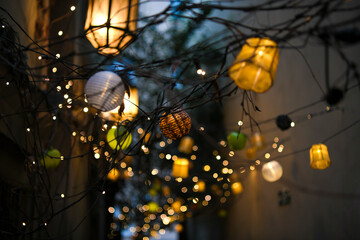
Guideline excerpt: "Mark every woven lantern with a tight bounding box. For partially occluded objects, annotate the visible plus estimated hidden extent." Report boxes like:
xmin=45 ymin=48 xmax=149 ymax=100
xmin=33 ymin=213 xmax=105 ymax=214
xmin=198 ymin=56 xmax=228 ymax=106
xmin=262 ymin=161 xmax=283 ymax=182
xmin=251 ymin=132 xmax=265 ymax=150
xmin=310 ymin=143 xmax=331 ymax=170
xmin=84 ymin=0 xmax=139 ymax=55
xmin=178 ymin=136 xmax=194 ymax=154
xmin=159 ymin=110 xmax=191 ymax=140
xmin=172 ymin=158 xmax=189 ymax=178
xmin=84 ymin=71 xmax=125 ymax=112
xmin=101 ymin=87 xmax=139 ymax=121
xmin=229 ymin=38 xmax=279 ymax=93
xmin=231 ymin=182 xmax=243 ymax=195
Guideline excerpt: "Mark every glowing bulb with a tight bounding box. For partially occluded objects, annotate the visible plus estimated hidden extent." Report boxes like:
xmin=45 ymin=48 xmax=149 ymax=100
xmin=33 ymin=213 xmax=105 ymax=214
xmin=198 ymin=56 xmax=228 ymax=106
xmin=70 ymin=5 xmax=76 ymax=11
xmin=58 ymin=30 xmax=63 ymax=36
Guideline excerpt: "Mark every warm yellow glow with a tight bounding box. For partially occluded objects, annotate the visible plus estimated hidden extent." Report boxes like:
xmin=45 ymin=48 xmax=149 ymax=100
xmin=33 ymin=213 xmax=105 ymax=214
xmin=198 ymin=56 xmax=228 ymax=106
xmin=231 ymin=182 xmax=243 ymax=195
xmin=178 ymin=136 xmax=194 ymax=154
xmin=197 ymin=180 xmax=206 ymax=192
xmin=261 ymin=161 xmax=283 ymax=182
xmin=310 ymin=143 xmax=331 ymax=170
xmin=101 ymin=87 xmax=139 ymax=121
xmin=84 ymin=0 xmax=139 ymax=55
xmin=172 ymin=158 xmax=189 ymax=178
xmin=171 ymin=199 xmax=182 ymax=213
xmin=251 ymin=132 xmax=266 ymax=150
xmin=107 ymin=168 xmax=120 ymax=181
xmin=229 ymin=38 xmax=279 ymax=93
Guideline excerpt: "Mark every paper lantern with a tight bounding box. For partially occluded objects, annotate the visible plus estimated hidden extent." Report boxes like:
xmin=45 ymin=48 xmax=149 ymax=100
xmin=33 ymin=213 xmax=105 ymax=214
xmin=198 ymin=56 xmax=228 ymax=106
xmin=159 ymin=110 xmax=191 ymax=140
xmin=84 ymin=71 xmax=125 ymax=111
xmin=229 ymin=38 xmax=279 ymax=93
xmin=171 ymin=199 xmax=182 ymax=213
xmin=106 ymin=126 xmax=132 ymax=150
xmin=107 ymin=168 xmax=120 ymax=181
xmin=310 ymin=143 xmax=331 ymax=170
xmin=101 ymin=87 xmax=139 ymax=121
xmin=231 ymin=182 xmax=243 ymax=195
xmin=178 ymin=136 xmax=194 ymax=154
xmin=84 ymin=0 xmax=139 ymax=55
xmin=227 ymin=132 xmax=247 ymax=150
xmin=262 ymin=161 xmax=283 ymax=182
xmin=197 ymin=180 xmax=206 ymax=192
xmin=276 ymin=115 xmax=292 ymax=131
xmin=172 ymin=158 xmax=189 ymax=178
xmin=148 ymin=202 xmax=159 ymax=213
xmin=41 ymin=148 xmax=61 ymax=169
xmin=162 ymin=186 xmax=171 ymax=197
xmin=245 ymin=147 xmax=256 ymax=159
xmin=251 ymin=132 xmax=265 ymax=150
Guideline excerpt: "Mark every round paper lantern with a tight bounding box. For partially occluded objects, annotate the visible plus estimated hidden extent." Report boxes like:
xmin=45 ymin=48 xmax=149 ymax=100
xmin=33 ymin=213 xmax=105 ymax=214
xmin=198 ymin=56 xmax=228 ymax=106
xmin=227 ymin=132 xmax=247 ymax=150
xmin=178 ymin=136 xmax=194 ymax=154
xmin=148 ymin=202 xmax=159 ymax=213
xmin=310 ymin=143 xmax=331 ymax=170
xmin=251 ymin=132 xmax=265 ymax=150
xmin=261 ymin=161 xmax=283 ymax=182
xmin=84 ymin=0 xmax=139 ymax=55
xmin=325 ymin=87 xmax=344 ymax=106
xmin=106 ymin=126 xmax=132 ymax=150
xmin=172 ymin=158 xmax=189 ymax=178
xmin=231 ymin=182 xmax=243 ymax=195
xmin=84 ymin=71 xmax=125 ymax=112
xmin=276 ymin=115 xmax=292 ymax=131
xmin=41 ymin=148 xmax=61 ymax=169
xmin=229 ymin=38 xmax=279 ymax=93
xmin=107 ymin=168 xmax=120 ymax=181
xmin=159 ymin=110 xmax=191 ymax=140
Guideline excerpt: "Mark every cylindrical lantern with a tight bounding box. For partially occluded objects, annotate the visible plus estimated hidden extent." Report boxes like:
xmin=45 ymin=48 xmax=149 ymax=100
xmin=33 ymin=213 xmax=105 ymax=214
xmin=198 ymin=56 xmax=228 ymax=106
xmin=251 ymin=132 xmax=265 ymax=150
xmin=84 ymin=0 xmax=139 ymax=55
xmin=178 ymin=136 xmax=194 ymax=154
xmin=229 ymin=38 xmax=279 ymax=93
xmin=159 ymin=110 xmax=191 ymax=140
xmin=101 ymin=87 xmax=139 ymax=121
xmin=107 ymin=168 xmax=120 ymax=181
xmin=84 ymin=71 xmax=125 ymax=111
xmin=172 ymin=158 xmax=189 ymax=178
xmin=227 ymin=132 xmax=247 ymax=150
xmin=231 ymin=182 xmax=243 ymax=195
xmin=261 ymin=161 xmax=283 ymax=182
xmin=310 ymin=143 xmax=331 ymax=170
xmin=106 ymin=126 xmax=132 ymax=150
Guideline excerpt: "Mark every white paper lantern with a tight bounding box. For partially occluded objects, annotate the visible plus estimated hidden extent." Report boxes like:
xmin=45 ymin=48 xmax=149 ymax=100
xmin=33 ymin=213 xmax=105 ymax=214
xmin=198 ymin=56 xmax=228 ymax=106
xmin=261 ymin=161 xmax=283 ymax=182
xmin=84 ymin=71 xmax=125 ymax=111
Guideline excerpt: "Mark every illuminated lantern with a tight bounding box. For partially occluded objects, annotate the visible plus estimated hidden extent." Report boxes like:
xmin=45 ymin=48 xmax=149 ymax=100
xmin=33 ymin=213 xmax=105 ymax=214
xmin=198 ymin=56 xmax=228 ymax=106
xmin=178 ymin=136 xmax=194 ymax=154
xmin=41 ymin=148 xmax=61 ymax=169
xmin=227 ymin=132 xmax=247 ymax=150
xmin=246 ymin=147 xmax=256 ymax=159
xmin=84 ymin=71 xmax=125 ymax=111
xmin=171 ymin=199 xmax=182 ymax=213
xmin=159 ymin=110 xmax=191 ymax=140
xmin=148 ymin=202 xmax=159 ymax=213
xmin=172 ymin=158 xmax=189 ymax=178
xmin=101 ymin=87 xmax=139 ymax=121
xmin=197 ymin=180 xmax=206 ymax=192
xmin=229 ymin=38 xmax=279 ymax=93
xmin=310 ymin=143 xmax=331 ymax=170
xmin=107 ymin=168 xmax=120 ymax=181
xmin=276 ymin=115 xmax=293 ymax=131
xmin=231 ymin=182 xmax=243 ymax=195
xmin=162 ymin=186 xmax=171 ymax=197
xmin=251 ymin=132 xmax=265 ymax=150
xmin=261 ymin=161 xmax=283 ymax=182
xmin=84 ymin=0 xmax=139 ymax=55
xmin=106 ymin=126 xmax=132 ymax=150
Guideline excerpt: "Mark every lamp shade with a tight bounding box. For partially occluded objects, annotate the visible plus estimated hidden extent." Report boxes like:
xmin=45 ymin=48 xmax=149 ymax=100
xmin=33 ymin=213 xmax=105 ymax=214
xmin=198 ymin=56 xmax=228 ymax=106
xmin=106 ymin=126 xmax=132 ymax=150
xmin=178 ymin=136 xmax=194 ymax=154
xmin=172 ymin=158 xmax=189 ymax=178
xmin=159 ymin=110 xmax=191 ymax=140
xmin=261 ymin=161 xmax=283 ymax=182
xmin=84 ymin=0 xmax=139 ymax=55
xmin=101 ymin=87 xmax=139 ymax=121
xmin=231 ymin=182 xmax=243 ymax=195
xmin=310 ymin=143 xmax=331 ymax=170
xmin=229 ymin=38 xmax=279 ymax=93
xmin=84 ymin=71 xmax=125 ymax=111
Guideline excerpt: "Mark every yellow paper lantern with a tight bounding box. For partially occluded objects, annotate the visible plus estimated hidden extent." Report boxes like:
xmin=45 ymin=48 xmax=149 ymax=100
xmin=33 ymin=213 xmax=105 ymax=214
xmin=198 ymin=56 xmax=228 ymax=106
xmin=172 ymin=158 xmax=189 ymax=178
xmin=251 ymin=132 xmax=266 ymax=150
xmin=178 ymin=136 xmax=194 ymax=154
xmin=106 ymin=126 xmax=132 ymax=150
xmin=84 ymin=0 xmax=139 ymax=55
xmin=229 ymin=38 xmax=279 ymax=93
xmin=41 ymin=148 xmax=61 ymax=169
xmin=231 ymin=182 xmax=243 ymax=195
xmin=261 ymin=161 xmax=283 ymax=182
xmin=159 ymin=110 xmax=192 ymax=140
xmin=101 ymin=87 xmax=139 ymax=121
xmin=107 ymin=168 xmax=120 ymax=181
xmin=310 ymin=143 xmax=331 ymax=170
